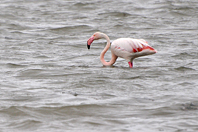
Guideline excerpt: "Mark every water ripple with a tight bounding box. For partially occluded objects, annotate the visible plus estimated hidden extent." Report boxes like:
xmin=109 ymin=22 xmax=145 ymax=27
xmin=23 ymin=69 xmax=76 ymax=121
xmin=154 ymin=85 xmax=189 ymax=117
xmin=0 ymin=0 xmax=198 ymax=131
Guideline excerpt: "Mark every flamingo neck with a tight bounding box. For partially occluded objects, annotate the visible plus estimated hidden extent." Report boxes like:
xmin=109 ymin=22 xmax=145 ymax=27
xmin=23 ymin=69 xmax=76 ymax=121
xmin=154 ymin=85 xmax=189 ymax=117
xmin=100 ymin=33 xmax=117 ymax=66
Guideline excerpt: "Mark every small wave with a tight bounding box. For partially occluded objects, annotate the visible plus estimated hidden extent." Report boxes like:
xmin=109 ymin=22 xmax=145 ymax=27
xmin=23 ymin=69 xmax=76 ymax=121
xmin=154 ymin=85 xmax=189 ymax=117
xmin=172 ymin=52 xmax=195 ymax=59
xmin=6 ymin=63 xmax=28 ymax=68
xmin=8 ymin=23 xmax=32 ymax=30
xmin=98 ymin=11 xmax=131 ymax=17
xmin=5 ymin=37 xmax=14 ymax=39
xmin=16 ymin=69 xmax=46 ymax=79
xmin=174 ymin=66 xmax=195 ymax=71
xmin=73 ymin=2 xmax=92 ymax=7
xmin=72 ymin=1 xmax=107 ymax=8
xmin=13 ymin=119 xmax=42 ymax=131
xmin=181 ymin=102 xmax=198 ymax=111
xmin=0 ymin=106 xmax=27 ymax=116
xmin=0 ymin=106 xmax=42 ymax=130
xmin=49 ymin=25 xmax=92 ymax=34
xmin=33 ymin=55 xmax=50 ymax=59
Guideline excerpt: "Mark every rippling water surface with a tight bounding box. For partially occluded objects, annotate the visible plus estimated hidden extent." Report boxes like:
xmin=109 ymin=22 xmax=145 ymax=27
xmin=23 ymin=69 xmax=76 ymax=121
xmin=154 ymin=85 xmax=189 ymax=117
xmin=0 ymin=0 xmax=198 ymax=131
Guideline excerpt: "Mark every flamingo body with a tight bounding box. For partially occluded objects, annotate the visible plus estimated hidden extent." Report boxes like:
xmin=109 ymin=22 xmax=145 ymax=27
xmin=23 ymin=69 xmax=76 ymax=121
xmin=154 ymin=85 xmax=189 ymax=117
xmin=87 ymin=32 xmax=157 ymax=68
xmin=111 ymin=38 xmax=156 ymax=62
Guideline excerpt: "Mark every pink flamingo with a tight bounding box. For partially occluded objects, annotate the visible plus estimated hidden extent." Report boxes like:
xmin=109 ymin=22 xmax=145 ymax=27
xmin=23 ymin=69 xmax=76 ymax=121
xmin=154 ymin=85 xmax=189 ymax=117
xmin=87 ymin=32 xmax=157 ymax=68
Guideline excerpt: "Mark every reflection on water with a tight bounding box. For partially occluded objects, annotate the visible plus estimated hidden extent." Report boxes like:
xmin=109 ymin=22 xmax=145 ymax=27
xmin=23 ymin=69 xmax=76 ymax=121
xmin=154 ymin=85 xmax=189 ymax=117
xmin=0 ymin=0 xmax=198 ymax=131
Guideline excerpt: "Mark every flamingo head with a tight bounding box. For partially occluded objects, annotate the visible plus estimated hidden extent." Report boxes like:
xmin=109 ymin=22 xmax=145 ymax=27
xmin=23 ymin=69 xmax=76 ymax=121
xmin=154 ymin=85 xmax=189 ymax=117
xmin=87 ymin=32 xmax=102 ymax=49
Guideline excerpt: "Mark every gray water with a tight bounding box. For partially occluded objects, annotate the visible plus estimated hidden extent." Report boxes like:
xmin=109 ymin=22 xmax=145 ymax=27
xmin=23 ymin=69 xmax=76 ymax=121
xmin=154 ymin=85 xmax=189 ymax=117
xmin=0 ymin=0 xmax=198 ymax=131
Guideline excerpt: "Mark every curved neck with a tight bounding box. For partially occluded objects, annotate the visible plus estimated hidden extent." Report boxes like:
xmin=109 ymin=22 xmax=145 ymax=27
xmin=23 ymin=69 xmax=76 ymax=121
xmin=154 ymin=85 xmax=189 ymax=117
xmin=100 ymin=33 xmax=117 ymax=66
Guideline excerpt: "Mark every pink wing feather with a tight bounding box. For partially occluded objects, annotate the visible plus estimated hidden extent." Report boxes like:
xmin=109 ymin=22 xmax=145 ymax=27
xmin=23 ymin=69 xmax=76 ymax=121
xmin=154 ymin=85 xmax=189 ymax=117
xmin=112 ymin=38 xmax=155 ymax=53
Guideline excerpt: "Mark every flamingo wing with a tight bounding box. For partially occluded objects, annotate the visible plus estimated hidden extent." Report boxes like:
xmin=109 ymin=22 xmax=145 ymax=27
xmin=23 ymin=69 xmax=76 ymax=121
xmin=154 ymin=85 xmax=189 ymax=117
xmin=111 ymin=38 xmax=157 ymax=62
xmin=112 ymin=38 xmax=156 ymax=53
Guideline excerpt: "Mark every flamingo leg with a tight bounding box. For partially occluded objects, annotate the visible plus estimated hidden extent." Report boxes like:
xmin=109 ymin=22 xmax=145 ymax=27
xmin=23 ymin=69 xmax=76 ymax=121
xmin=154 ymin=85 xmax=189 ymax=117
xmin=128 ymin=62 xmax=133 ymax=68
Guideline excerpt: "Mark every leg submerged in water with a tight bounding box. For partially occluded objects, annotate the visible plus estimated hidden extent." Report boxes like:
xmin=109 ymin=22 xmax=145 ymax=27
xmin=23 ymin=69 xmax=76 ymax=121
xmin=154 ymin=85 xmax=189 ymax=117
xmin=128 ymin=62 xmax=133 ymax=68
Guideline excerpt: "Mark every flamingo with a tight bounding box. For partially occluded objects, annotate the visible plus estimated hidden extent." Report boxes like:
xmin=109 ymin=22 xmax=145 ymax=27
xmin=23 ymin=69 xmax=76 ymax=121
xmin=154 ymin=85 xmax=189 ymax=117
xmin=87 ymin=32 xmax=157 ymax=68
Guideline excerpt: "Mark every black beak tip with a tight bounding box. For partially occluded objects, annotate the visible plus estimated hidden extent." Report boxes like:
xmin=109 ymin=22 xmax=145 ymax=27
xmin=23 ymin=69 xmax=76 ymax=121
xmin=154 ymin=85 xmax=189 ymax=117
xmin=87 ymin=44 xmax=90 ymax=49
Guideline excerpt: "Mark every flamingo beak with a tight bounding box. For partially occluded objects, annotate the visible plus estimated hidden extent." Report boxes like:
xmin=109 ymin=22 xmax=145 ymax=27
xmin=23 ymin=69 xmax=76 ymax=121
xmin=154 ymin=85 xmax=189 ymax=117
xmin=87 ymin=44 xmax=90 ymax=49
xmin=87 ymin=36 xmax=95 ymax=49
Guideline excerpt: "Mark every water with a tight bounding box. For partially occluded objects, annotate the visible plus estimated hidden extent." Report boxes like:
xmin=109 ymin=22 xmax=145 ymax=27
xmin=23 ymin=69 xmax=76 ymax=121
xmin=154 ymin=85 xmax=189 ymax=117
xmin=0 ymin=0 xmax=198 ymax=131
